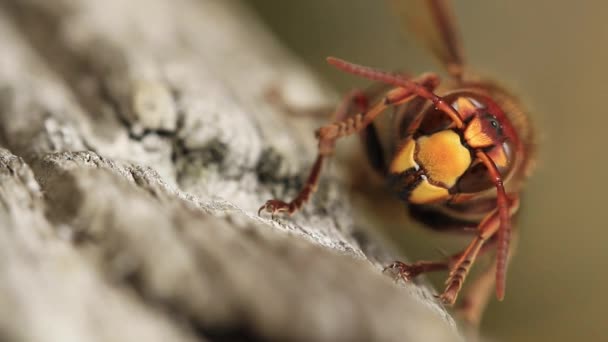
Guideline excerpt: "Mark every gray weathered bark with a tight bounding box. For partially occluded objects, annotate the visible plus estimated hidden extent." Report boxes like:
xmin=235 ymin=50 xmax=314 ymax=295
xmin=0 ymin=0 xmax=461 ymax=341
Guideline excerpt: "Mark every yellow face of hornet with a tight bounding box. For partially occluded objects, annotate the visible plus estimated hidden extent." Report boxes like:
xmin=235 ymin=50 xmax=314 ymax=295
xmin=388 ymin=96 xmax=512 ymax=204
xmin=390 ymin=130 xmax=471 ymax=204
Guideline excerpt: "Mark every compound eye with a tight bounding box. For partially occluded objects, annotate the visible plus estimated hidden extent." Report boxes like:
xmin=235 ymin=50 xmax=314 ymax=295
xmin=485 ymin=114 xmax=503 ymax=136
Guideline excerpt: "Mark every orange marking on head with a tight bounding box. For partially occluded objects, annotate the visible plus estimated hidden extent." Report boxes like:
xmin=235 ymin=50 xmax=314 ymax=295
xmin=390 ymin=138 xmax=417 ymax=173
xmin=409 ymin=178 xmax=450 ymax=204
xmin=464 ymin=116 xmax=494 ymax=148
xmin=416 ymin=130 xmax=471 ymax=187
xmin=487 ymin=145 xmax=508 ymax=168
xmin=454 ymin=97 xmax=479 ymax=119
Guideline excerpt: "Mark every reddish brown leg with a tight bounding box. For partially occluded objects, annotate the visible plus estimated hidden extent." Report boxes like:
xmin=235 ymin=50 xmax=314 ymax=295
xmin=384 ymin=260 xmax=449 ymax=281
xmin=258 ymin=89 xmax=370 ymax=217
xmin=384 ymin=236 xmax=497 ymax=282
xmin=456 ymin=230 xmax=519 ymax=327
xmin=457 ymin=261 xmax=496 ymax=330
xmin=439 ymin=195 xmax=519 ymax=305
xmin=258 ymin=73 xmax=440 ymax=217
xmin=457 ymin=263 xmax=513 ymax=329
xmin=476 ymin=150 xmax=514 ymax=301
xmin=327 ymin=57 xmax=462 ymax=128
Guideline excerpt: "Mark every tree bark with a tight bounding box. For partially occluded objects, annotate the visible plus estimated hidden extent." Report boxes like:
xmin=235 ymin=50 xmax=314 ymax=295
xmin=0 ymin=0 xmax=460 ymax=341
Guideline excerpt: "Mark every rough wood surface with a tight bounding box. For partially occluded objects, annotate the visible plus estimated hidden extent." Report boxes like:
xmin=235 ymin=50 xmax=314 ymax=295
xmin=0 ymin=0 xmax=461 ymax=341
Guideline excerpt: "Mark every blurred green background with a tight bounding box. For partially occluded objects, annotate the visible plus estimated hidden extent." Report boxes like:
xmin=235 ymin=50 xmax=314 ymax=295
xmin=244 ymin=1 xmax=607 ymax=341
